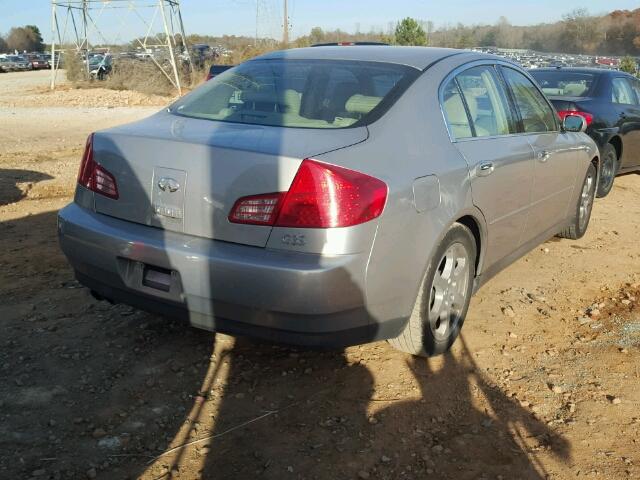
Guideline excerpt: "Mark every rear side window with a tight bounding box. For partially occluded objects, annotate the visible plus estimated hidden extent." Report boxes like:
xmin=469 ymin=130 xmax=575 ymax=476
xmin=442 ymin=79 xmax=473 ymax=140
xmin=172 ymin=59 xmax=419 ymax=129
xmin=529 ymin=71 xmax=595 ymax=97
xmin=612 ymin=78 xmax=638 ymax=105
xmin=455 ymin=65 xmax=514 ymax=138
xmin=501 ymin=67 xmax=558 ymax=133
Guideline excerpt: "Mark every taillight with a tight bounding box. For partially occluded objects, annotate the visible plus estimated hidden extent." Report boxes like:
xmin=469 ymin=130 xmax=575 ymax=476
xmin=228 ymin=159 xmax=388 ymax=228
xmin=77 ymin=133 xmax=119 ymax=199
xmin=557 ymin=110 xmax=593 ymax=127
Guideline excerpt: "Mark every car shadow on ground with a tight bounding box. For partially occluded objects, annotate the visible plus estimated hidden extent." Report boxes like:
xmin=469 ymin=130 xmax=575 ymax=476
xmin=0 ymin=168 xmax=53 ymax=206
xmin=141 ymin=337 xmax=571 ymax=480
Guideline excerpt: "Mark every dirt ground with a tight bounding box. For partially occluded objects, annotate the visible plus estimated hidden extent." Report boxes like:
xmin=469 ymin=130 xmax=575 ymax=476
xmin=1 ymin=69 xmax=639 ymax=480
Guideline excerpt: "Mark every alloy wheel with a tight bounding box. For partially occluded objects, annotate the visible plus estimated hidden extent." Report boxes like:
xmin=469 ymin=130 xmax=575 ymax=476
xmin=428 ymin=242 xmax=470 ymax=341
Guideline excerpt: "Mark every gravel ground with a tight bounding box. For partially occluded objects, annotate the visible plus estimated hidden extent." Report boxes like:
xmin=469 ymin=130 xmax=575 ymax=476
xmin=1 ymin=68 xmax=639 ymax=480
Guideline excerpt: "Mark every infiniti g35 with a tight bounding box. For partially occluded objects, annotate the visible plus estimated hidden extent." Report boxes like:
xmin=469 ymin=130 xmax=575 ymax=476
xmin=58 ymin=47 xmax=599 ymax=356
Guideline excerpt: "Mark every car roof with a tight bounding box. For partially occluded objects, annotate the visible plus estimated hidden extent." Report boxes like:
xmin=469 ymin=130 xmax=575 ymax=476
xmin=252 ymin=46 xmax=492 ymax=70
xmin=531 ymin=67 xmax=630 ymax=77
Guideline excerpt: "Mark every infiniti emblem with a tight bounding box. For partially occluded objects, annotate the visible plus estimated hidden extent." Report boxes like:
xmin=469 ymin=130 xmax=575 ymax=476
xmin=158 ymin=177 xmax=180 ymax=193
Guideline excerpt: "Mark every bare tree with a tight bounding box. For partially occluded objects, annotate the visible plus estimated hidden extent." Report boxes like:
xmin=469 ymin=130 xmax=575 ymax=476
xmin=6 ymin=25 xmax=44 ymax=53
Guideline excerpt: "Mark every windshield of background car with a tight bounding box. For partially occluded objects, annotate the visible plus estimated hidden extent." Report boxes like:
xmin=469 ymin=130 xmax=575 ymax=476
xmin=172 ymin=59 xmax=420 ymax=129
xmin=529 ymin=71 xmax=596 ymax=97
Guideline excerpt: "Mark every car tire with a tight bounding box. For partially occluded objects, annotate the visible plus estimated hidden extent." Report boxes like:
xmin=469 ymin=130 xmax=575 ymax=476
xmin=388 ymin=223 xmax=476 ymax=357
xmin=596 ymin=143 xmax=618 ymax=198
xmin=557 ymin=162 xmax=597 ymax=240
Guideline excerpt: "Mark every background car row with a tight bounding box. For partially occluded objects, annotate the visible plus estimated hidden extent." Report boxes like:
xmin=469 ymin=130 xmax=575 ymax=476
xmin=0 ymin=52 xmax=51 ymax=72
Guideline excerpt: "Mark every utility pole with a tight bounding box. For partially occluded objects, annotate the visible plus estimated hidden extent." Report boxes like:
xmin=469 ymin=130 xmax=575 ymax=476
xmin=255 ymin=0 xmax=259 ymax=46
xmin=283 ymin=0 xmax=289 ymax=46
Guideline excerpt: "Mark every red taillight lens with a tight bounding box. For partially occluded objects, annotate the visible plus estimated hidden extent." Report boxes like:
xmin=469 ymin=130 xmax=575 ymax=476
xmin=77 ymin=133 xmax=119 ymax=199
xmin=228 ymin=193 xmax=284 ymax=225
xmin=229 ymin=159 xmax=387 ymax=228
xmin=557 ymin=110 xmax=593 ymax=127
xmin=77 ymin=134 xmax=95 ymax=189
xmin=276 ymin=159 xmax=387 ymax=228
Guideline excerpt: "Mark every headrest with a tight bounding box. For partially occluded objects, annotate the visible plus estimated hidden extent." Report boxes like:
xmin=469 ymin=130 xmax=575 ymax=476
xmin=563 ymin=83 xmax=587 ymax=96
xmin=345 ymin=95 xmax=382 ymax=115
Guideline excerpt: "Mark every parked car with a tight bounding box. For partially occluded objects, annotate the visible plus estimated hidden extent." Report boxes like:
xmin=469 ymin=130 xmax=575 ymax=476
xmin=0 ymin=55 xmax=29 ymax=71
xmin=88 ymin=55 xmax=112 ymax=80
xmin=7 ymin=55 xmax=31 ymax=71
xmin=58 ymin=47 xmax=598 ymax=357
xmin=529 ymin=67 xmax=640 ymax=197
xmin=26 ymin=54 xmax=50 ymax=70
xmin=205 ymin=64 xmax=233 ymax=81
xmin=0 ymin=57 xmax=12 ymax=72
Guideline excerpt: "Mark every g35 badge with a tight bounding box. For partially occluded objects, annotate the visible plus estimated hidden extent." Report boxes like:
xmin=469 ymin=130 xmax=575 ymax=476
xmin=282 ymin=234 xmax=306 ymax=246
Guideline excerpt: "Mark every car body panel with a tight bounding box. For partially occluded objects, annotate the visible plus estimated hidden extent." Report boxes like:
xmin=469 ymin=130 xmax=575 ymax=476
xmin=524 ymin=132 xmax=580 ymax=237
xmin=610 ymin=75 xmax=640 ymax=168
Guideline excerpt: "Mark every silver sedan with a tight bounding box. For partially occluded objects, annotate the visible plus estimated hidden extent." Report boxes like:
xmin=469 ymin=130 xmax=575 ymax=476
xmin=58 ymin=46 xmax=598 ymax=356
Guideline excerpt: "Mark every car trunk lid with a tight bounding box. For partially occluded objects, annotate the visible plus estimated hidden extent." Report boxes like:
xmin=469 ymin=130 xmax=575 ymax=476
xmin=91 ymin=111 xmax=368 ymax=247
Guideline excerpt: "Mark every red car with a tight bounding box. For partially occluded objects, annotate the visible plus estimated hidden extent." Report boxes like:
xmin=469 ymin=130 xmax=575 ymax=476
xmin=26 ymin=54 xmax=50 ymax=70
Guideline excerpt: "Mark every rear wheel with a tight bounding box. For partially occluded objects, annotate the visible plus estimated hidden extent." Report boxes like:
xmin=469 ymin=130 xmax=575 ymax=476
xmin=596 ymin=143 xmax=618 ymax=198
xmin=388 ymin=223 xmax=476 ymax=357
xmin=558 ymin=162 xmax=597 ymax=240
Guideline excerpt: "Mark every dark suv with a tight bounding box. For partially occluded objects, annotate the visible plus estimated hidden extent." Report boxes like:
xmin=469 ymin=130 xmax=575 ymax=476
xmin=529 ymin=68 xmax=640 ymax=197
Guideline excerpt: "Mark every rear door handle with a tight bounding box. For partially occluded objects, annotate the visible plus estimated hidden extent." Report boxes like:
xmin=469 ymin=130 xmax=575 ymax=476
xmin=537 ymin=150 xmax=551 ymax=162
xmin=478 ymin=163 xmax=494 ymax=176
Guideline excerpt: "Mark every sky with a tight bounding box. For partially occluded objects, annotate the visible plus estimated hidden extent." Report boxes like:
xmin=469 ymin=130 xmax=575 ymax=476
xmin=1 ymin=0 xmax=639 ymax=43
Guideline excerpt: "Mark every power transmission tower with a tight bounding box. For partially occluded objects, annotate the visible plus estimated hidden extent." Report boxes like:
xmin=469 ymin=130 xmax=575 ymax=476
xmin=50 ymin=0 xmax=193 ymax=94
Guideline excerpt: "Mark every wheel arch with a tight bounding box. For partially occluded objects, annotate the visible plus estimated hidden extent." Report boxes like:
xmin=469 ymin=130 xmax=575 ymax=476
xmin=454 ymin=210 xmax=487 ymax=277
xmin=608 ymin=135 xmax=622 ymax=161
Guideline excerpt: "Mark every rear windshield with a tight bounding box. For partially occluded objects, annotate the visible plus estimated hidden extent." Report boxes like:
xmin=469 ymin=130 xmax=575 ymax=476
xmin=529 ymin=71 xmax=596 ymax=97
xmin=172 ymin=59 xmax=419 ymax=129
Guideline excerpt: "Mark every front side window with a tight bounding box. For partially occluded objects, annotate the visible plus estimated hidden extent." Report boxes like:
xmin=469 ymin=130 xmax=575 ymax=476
xmin=612 ymin=77 xmax=637 ymax=105
xmin=501 ymin=67 xmax=557 ymax=133
xmin=442 ymin=78 xmax=473 ymax=140
xmin=631 ymin=79 xmax=640 ymax=105
xmin=455 ymin=66 xmax=514 ymax=138
xmin=171 ymin=59 xmax=419 ymax=129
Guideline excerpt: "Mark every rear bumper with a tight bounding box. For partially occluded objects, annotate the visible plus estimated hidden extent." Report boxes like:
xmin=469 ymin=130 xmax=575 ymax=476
xmin=57 ymin=203 xmax=404 ymax=347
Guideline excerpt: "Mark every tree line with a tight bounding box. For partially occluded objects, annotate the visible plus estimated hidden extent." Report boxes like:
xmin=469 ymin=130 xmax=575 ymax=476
xmin=0 ymin=25 xmax=44 ymax=53
xmin=293 ymin=8 xmax=640 ymax=56
xmin=3 ymin=7 xmax=639 ymax=59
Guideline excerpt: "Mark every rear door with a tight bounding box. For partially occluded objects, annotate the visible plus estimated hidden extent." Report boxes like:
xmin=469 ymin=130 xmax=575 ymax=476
xmin=615 ymin=76 xmax=640 ymax=168
xmin=443 ymin=64 xmax=534 ymax=270
xmin=500 ymin=66 xmax=579 ymax=239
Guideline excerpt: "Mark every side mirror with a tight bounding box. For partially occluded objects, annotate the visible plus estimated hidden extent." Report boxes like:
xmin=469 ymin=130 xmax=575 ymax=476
xmin=562 ymin=114 xmax=587 ymax=133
